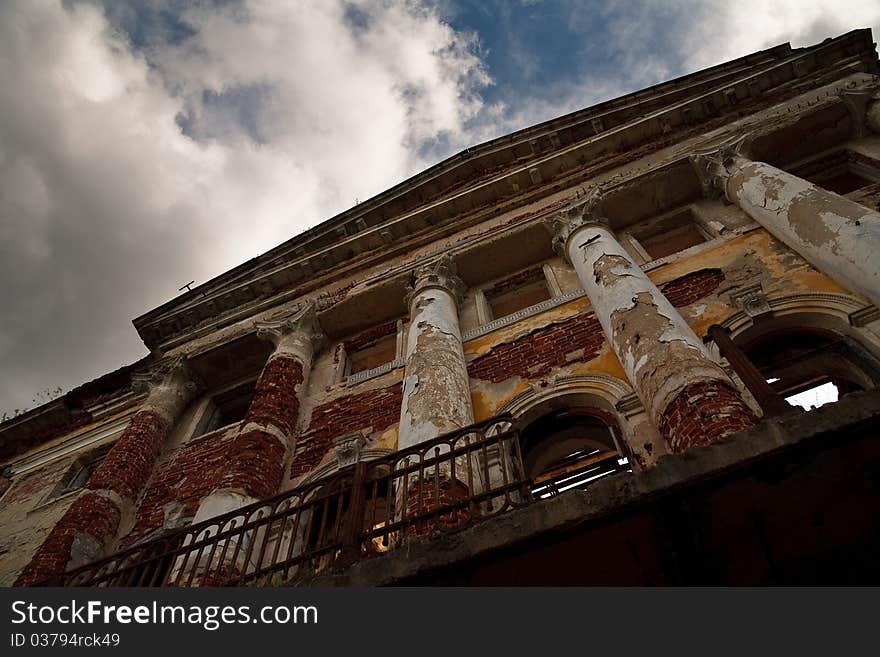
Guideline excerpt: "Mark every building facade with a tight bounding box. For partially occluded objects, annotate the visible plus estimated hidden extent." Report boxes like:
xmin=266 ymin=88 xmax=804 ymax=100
xmin=3 ymin=29 xmax=880 ymax=586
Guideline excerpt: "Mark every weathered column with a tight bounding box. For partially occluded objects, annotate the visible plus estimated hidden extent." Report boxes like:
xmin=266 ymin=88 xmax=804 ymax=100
xmin=397 ymin=256 xmax=474 ymax=534
xmin=551 ymin=201 xmax=756 ymax=454
xmin=398 ymin=256 xmax=473 ymax=448
xmin=16 ymin=358 xmax=199 ymax=586
xmin=194 ymin=303 xmax=324 ymax=522
xmin=692 ymin=148 xmax=880 ymax=308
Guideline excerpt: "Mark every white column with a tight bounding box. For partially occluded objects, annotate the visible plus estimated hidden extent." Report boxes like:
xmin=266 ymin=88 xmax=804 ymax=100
xmin=551 ymin=200 xmax=755 ymax=452
xmin=692 ymin=148 xmax=880 ymax=308
xmin=398 ymin=256 xmax=473 ymax=449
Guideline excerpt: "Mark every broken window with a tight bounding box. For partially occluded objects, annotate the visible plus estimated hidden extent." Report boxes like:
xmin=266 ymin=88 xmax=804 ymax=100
xmin=519 ymin=409 xmax=631 ymax=500
xmin=743 ymin=329 xmax=880 ymax=411
xmin=196 ymin=380 xmax=257 ymax=436
xmin=41 ymin=444 xmax=111 ymax=504
xmin=624 ymin=207 xmax=711 ymax=262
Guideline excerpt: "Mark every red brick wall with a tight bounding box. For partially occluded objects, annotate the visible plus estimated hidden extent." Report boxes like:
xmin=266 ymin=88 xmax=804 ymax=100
xmin=484 ymin=266 xmax=545 ymax=298
xmin=344 ymin=320 xmax=398 ymax=352
xmin=213 ymin=355 xmax=305 ymax=500
xmin=659 ymin=380 xmax=757 ymax=453
xmin=660 ymin=268 xmax=724 ymax=307
xmin=15 ymin=408 xmax=173 ymax=585
xmin=468 ymin=269 xmax=724 ymax=384
xmin=122 ymin=429 xmax=239 ymax=547
xmin=290 ymin=384 xmax=402 ymax=479
xmin=404 ymin=476 xmax=470 ymax=537
xmin=2 ymin=458 xmax=73 ymax=508
xmin=245 ymin=355 xmax=303 ymax=436
xmin=468 ymin=312 xmax=605 ymax=382
xmin=15 ymin=492 xmax=121 ymax=586
xmin=88 ymin=410 xmax=168 ymax=502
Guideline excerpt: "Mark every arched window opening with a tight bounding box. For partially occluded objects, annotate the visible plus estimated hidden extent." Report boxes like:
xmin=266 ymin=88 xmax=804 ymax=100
xmin=742 ymin=329 xmax=880 ymax=411
xmin=520 ymin=409 xmax=630 ymax=500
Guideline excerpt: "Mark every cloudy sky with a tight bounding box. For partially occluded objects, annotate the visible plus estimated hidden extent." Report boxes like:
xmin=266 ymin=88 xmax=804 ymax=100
xmin=2 ymin=0 xmax=879 ymax=416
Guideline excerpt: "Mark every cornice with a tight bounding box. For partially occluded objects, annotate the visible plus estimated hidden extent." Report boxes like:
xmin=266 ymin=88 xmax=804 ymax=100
xmin=132 ymin=29 xmax=878 ymax=352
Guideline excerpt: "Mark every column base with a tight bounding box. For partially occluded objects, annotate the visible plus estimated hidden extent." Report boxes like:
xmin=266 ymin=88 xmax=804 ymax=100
xmin=402 ymin=475 xmax=473 ymax=538
xmin=14 ymin=492 xmax=121 ymax=586
xmin=660 ymin=381 xmax=757 ymax=454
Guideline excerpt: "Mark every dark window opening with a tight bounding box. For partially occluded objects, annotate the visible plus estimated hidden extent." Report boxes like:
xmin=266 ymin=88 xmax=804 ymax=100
xmin=199 ymin=381 xmax=256 ymax=435
xmin=630 ymin=208 xmax=709 ymax=261
xmin=745 ymin=330 xmax=880 ymax=411
xmin=346 ymin=333 xmax=397 ymax=375
xmin=794 ymin=151 xmax=879 ymax=196
xmin=810 ymin=169 xmax=874 ymax=196
xmin=485 ymin=275 xmax=551 ymax=321
xmin=43 ymin=445 xmax=111 ymax=503
xmin=519 ymin=410 xmax=630 ymax=500
xmin=304 ymin=472 xmax=392 ymax=562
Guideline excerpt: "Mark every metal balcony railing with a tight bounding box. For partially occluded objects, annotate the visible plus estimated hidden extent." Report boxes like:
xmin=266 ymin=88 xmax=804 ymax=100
xmin=51 ymin=414 xmax=533 ymax=587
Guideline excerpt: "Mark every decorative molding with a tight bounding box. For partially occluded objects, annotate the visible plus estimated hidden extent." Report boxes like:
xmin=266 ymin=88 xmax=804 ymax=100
xmin=730 ymin=282 xmax=773 ymax=319
xmin=498 ymin=374 xmax=634 ymax=419
xmin=850 ymin=305 xmax=880 ymax=327
xmin=461 ymin=290 xmax=587 ymax=342
xmin=346 ymin=357 xmax=405 ymax=386
xmin=615 ymin=392 xmax=647 ymax=420
xmin=5 ymin=415 xmax=132 ymax=477
xmin=546 ymin=193 xmax=607 ymax=260
xmin=839 ymin=85 xmax=880 ymax=138
xmin=689 ymin=134 xmax=752 ymax=200
xmin=718 ymin=292 xmax=875 ymax=336
xmin=296 ymin=447 xmax=393 ymax=486
xmin=405 ymin=254 xmax=466 ymax=306
xmin=255 ymin=301 xmax=325 ymax=357
xmin=333 ymin=432 xmax=367 ymax=468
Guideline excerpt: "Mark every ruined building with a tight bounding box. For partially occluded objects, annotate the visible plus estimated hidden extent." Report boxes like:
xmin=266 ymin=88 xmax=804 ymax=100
xmin=3 ymin=29 xmax=880 ymax=586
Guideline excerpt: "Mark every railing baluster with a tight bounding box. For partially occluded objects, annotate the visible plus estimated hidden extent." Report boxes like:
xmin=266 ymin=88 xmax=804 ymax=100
xmin=50 ymin=414 xmax=543 ymax=587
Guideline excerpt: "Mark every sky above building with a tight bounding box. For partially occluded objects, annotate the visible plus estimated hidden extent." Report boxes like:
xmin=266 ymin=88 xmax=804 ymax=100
xmin=1 ymin=0 xmax=879 ymax=416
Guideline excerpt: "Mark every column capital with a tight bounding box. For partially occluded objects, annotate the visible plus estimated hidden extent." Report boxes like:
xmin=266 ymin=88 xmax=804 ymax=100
xmin=839 ymin=85 xmax=880 ymax=138
xmin=689 ymin=137 xmax=752 ymax=200
xmin=256 ymin=302 xmax=325 ymax=362
xmin=132 ymin=356 xmax=202 ymax=423
xmin=547 ymin=193 xmax=608 ymax=262
xmin=405 ymin=254 xmax=466 ymax=306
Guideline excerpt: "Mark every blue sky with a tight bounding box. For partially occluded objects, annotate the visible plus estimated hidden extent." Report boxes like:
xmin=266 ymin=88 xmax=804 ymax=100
xmin=2 ymin=0 xmax=879 ymax=415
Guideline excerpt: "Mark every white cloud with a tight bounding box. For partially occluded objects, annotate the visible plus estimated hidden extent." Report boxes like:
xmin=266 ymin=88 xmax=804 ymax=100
xmin=0 ymin=0 xmax=491 ymax=414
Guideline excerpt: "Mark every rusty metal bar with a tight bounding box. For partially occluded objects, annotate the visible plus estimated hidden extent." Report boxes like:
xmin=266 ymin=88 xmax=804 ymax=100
xmin=707 ymin=324 xmax=792 ymax=417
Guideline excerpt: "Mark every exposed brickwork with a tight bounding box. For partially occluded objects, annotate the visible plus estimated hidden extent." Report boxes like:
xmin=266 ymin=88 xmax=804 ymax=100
xmin=660 ymin=380 xmax=757 ymax=454
xmin=88 ymin=410 xmax=169 ymax=502
xmin=291 ymin=384 xmax=403 ymax=479
xmin=484 ymin=266 xmax=545 ymax=298
xmin=468 ymin=312 xmax=605 ymax=382
xmin=344 ymin=320 xmax=398 ymax=352
xmin=2 ymin=458 xmax=73 ymax=507
xmin=245 ymin=355 xmax=304 ymax=436
xmin=215 ymin=429 xmax=287 ymax=499
xmin=660 ymin=268 xmax=725 ymax=308
xmin=208 ymin=355 xmax=305 ymax=501
xmin=14 ymin=492 xmax=121 ymax=586
xmin=122 ymin=429 xmax=238 ymax=548
xmin=15 ymin=407 xmax=175 ymax=585
xmin=404 ymin=476 xmax=471 ymax=537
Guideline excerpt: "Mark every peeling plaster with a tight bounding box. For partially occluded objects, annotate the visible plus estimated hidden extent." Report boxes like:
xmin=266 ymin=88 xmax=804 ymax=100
xmin=566 ymin=224 xmax=734 ymax=421
xmin=729 ymin=161 xmax=880 ymax=307
xmin=399 ymin=288 xmax=473 ymax=449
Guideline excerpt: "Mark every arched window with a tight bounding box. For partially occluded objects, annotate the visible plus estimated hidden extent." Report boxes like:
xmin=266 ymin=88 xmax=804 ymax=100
xmin=739 ymin=327 xmax=880 ymax=411
xmin=519 ymin=408 xmax=630 ymax=499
